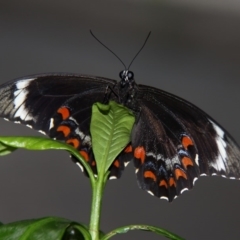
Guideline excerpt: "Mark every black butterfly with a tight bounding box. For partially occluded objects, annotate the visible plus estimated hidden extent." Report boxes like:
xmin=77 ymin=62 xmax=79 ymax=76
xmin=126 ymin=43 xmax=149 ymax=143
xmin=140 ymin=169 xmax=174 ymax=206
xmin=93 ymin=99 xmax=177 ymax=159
xmin=0 ymin=68 xmax=240 ymax=202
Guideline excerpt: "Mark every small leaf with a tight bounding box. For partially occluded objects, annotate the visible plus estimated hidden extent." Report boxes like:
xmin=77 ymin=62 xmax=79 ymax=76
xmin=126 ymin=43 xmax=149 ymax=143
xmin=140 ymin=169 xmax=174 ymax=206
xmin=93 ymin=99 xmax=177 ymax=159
xmin=0 ymin=142 xmax=16 ymax=156
xmin=91 ymin=101 xmax=135 ymax=175
xmin=0 ymin=136 xmax=74 ymax=151
xmin=101 ymin=224 xmax=185 ymax=240
xmin=0 ymin=217 xmax=91 ymax=240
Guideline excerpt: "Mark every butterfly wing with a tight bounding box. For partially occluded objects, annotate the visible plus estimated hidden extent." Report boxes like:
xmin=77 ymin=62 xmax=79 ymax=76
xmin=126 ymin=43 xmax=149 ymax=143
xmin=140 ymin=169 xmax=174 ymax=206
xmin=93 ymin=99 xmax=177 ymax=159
xmin=131 ymin=84 xmax=240 ymax=201
xmin=0 ymin=73 xmax=116 ymax=131
xmin=1 ymin=74 xmax=239 ymax=200
xmin=0 ymin=73 xmax=131 ymax=177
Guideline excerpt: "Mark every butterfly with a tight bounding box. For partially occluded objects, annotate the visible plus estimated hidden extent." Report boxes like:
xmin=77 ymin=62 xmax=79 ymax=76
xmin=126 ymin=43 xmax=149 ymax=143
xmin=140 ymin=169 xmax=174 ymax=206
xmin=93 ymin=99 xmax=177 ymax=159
xmin=0 ymin=68 xmax=240 ymax=202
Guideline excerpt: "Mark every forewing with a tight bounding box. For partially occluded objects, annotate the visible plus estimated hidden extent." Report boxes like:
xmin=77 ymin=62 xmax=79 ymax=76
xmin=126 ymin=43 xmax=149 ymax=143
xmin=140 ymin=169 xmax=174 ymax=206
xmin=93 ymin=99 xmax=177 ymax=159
xmin=0 ymin=73 xmax=116 ymax=133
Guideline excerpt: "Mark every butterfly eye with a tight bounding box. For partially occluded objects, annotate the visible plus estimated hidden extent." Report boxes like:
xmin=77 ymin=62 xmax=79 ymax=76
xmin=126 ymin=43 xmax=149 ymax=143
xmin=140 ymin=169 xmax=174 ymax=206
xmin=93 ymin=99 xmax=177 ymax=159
xmin=127 ymin=71 xmax=134 ymax=80
xmin=119 ymin=70 xmax=124 ymax=80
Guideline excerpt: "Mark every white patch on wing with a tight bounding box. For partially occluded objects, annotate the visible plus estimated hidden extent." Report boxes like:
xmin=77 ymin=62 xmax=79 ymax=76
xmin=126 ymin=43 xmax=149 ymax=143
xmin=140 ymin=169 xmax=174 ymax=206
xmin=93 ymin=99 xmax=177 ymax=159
xmin=165 ymin=154 xmax=180 ymax=171
xmin=195 ymin=154 xmax=199 ymax=166
xmin=160 ymin=196 xmax=169 ymax=201
xmin=69 ymin=116 xmax=79 ymax=125
xmin=124 ymin=162 xmax=130 ymax=167
xmin=146 ymin=152 xmax=156 ymax=158
xmin=13 ymin=89 xmax=28 ymax=109
xmin=180 ymin=188 xmax=188 ymax=194
xmin=14 ymin=104 xmax=32 ymax=121
xmin=146 ymin=152 xmax=180 ymax=171
xmin=209 ymin=120 xmax=227 ymax=172
xmin=75 ymin=128 xmax=91 ymax=145
xmin=49 ymin=118 xmax=54 ymax=130
xmin=76 ymin=162 xmax=84 ymax=172
xmin=3 ymin=118 xmax=9 ymax=121
xmin=146 ymin=152 xmax=163 ymax=160
xmin=147 ymin=190 xmax=154 ymax=196
xmin=15 ymin=78 xmax=34 ymax=89
xmin=13 ymin=78 xmax=35 ymax=122
xmin=109 ymin=176 xmax=117 ymax=180
xmin=13 ymin=89 xmax=21 ymax=96
xmin=38 ymin=130 xmax=46 ymax=135
xmin=193 ymin=177 xmax=198 ymax=185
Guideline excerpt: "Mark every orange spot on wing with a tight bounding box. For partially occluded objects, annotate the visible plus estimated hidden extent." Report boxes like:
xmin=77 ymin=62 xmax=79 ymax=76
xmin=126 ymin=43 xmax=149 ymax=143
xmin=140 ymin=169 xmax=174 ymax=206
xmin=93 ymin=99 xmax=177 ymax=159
xmin=124 ymin=145 xmax=132 ymax=153
xmin=80 ymin=150 xmax=89 ymax=162
xmin=169 ymin=177 xmax=176 ymax=187
xmin=134 ymin=146 xmax=146 ymax=164
xmin=182 ymin=156 xmax=194 ymax=169
xmin=175 ymin=169 xmax=187 ymax=180
xmin=66 ymin=138 xmax=80 ymax=148
xmin=182 ymin=136 xmax=193 ymax=149
xmin=57 ymin=107 xmax=70 ymax=120
xmin=113 ymin=159 xmax=120 ymax=168
xmin=91 ymin=161 xmax=96 ymax=166
xmin=144 ymin=170 xmax=157 ymax=181
xmin=57 ymin=125 xmax=70 ymax=137
xmin=159 ymin=180 xmax=168 ymax=188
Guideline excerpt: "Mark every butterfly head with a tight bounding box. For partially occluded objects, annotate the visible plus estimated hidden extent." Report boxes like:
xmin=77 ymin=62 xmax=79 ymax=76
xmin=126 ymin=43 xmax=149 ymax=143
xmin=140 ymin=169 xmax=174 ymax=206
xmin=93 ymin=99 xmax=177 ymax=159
xmin=119 ymin=70 xmax=134 ymax=87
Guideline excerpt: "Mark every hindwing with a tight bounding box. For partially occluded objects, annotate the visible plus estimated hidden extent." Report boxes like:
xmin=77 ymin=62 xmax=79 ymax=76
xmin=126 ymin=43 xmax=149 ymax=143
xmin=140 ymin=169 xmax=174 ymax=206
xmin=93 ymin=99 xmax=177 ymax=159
xmin=131 ymin=84 xmax=240 ymax=201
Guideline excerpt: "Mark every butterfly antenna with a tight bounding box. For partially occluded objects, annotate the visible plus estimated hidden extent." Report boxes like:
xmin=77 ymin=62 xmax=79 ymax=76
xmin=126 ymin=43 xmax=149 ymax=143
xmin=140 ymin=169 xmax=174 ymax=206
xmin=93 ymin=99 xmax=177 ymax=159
xmin=127 ymin=31 xmax=151 ymax=70
xmin=90 ymin=30 xmax=126 ymax=69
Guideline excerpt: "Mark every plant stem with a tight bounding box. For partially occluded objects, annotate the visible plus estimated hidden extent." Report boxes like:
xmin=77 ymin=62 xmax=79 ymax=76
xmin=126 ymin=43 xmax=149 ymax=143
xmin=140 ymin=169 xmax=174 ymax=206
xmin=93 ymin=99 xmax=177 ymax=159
xmin=89 ymin=173 xmax=107 ymax=240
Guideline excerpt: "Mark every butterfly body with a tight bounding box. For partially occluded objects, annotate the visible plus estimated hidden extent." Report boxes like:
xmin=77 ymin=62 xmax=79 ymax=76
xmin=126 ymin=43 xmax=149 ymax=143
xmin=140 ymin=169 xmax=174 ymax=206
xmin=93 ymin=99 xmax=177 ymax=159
xmin=0 ymin=72 xmax=240 ymax=202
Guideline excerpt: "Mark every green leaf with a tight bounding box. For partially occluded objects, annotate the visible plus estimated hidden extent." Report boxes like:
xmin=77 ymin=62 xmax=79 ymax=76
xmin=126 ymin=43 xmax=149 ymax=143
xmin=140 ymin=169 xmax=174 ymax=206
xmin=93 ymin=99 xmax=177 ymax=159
xmin=0 ymin=142 xmax=16 ymax=156
xmin=0 ymin=136 xmax=75 ymax=151
xmin=0 ymin=136 xmax=94 ymax=182
xmin=101 ymin=224 xmax=185 ymax=240
xmin=90 ymin=101 xmax=135 ymax=175
xmin=0 ymin=217 xmax=92 ymax=240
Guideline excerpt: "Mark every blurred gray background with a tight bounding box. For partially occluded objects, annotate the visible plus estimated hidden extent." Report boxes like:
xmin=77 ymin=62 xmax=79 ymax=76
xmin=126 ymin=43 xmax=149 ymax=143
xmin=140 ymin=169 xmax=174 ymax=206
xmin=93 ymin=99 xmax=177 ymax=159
xmin=0 ymin=1 xmax=240 ymax=239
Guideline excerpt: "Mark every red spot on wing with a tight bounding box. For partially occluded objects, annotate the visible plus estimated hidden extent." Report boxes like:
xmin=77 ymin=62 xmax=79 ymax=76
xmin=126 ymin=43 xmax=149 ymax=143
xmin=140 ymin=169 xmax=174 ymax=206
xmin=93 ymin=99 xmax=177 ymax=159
xmin=57 ymin=126 xmax=70 ymax=137
xmin=80 ymin=150 xmax=89 ymax=162
xmin=124 ymin=144 xmax=132 ymax=153
xmin=169 ymin=177 xmax=176 ymax=187
xmin=181 ymin=156 xmax=194 ymax=169
xmin=57 ymin=107 xmax=70 ymax=120
xmin=159 ymin=179 xmax=168 ymax=188
xmin=182 ymin=136 xmax=194 ymax=149
xmin=144 ymin=170 xmax=157 ymax=181
xmin=134 ymin=146 xmax=146 ymax=164
xmin=174 ymin=169 xmax=187 ymax=180
xmin=66 ymin=138 xmax=80 ymax=148
xmin=91 ymin=161 xmax=96 ymax=166
xmin=113 ymin=159 xmax=120 ymax=168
